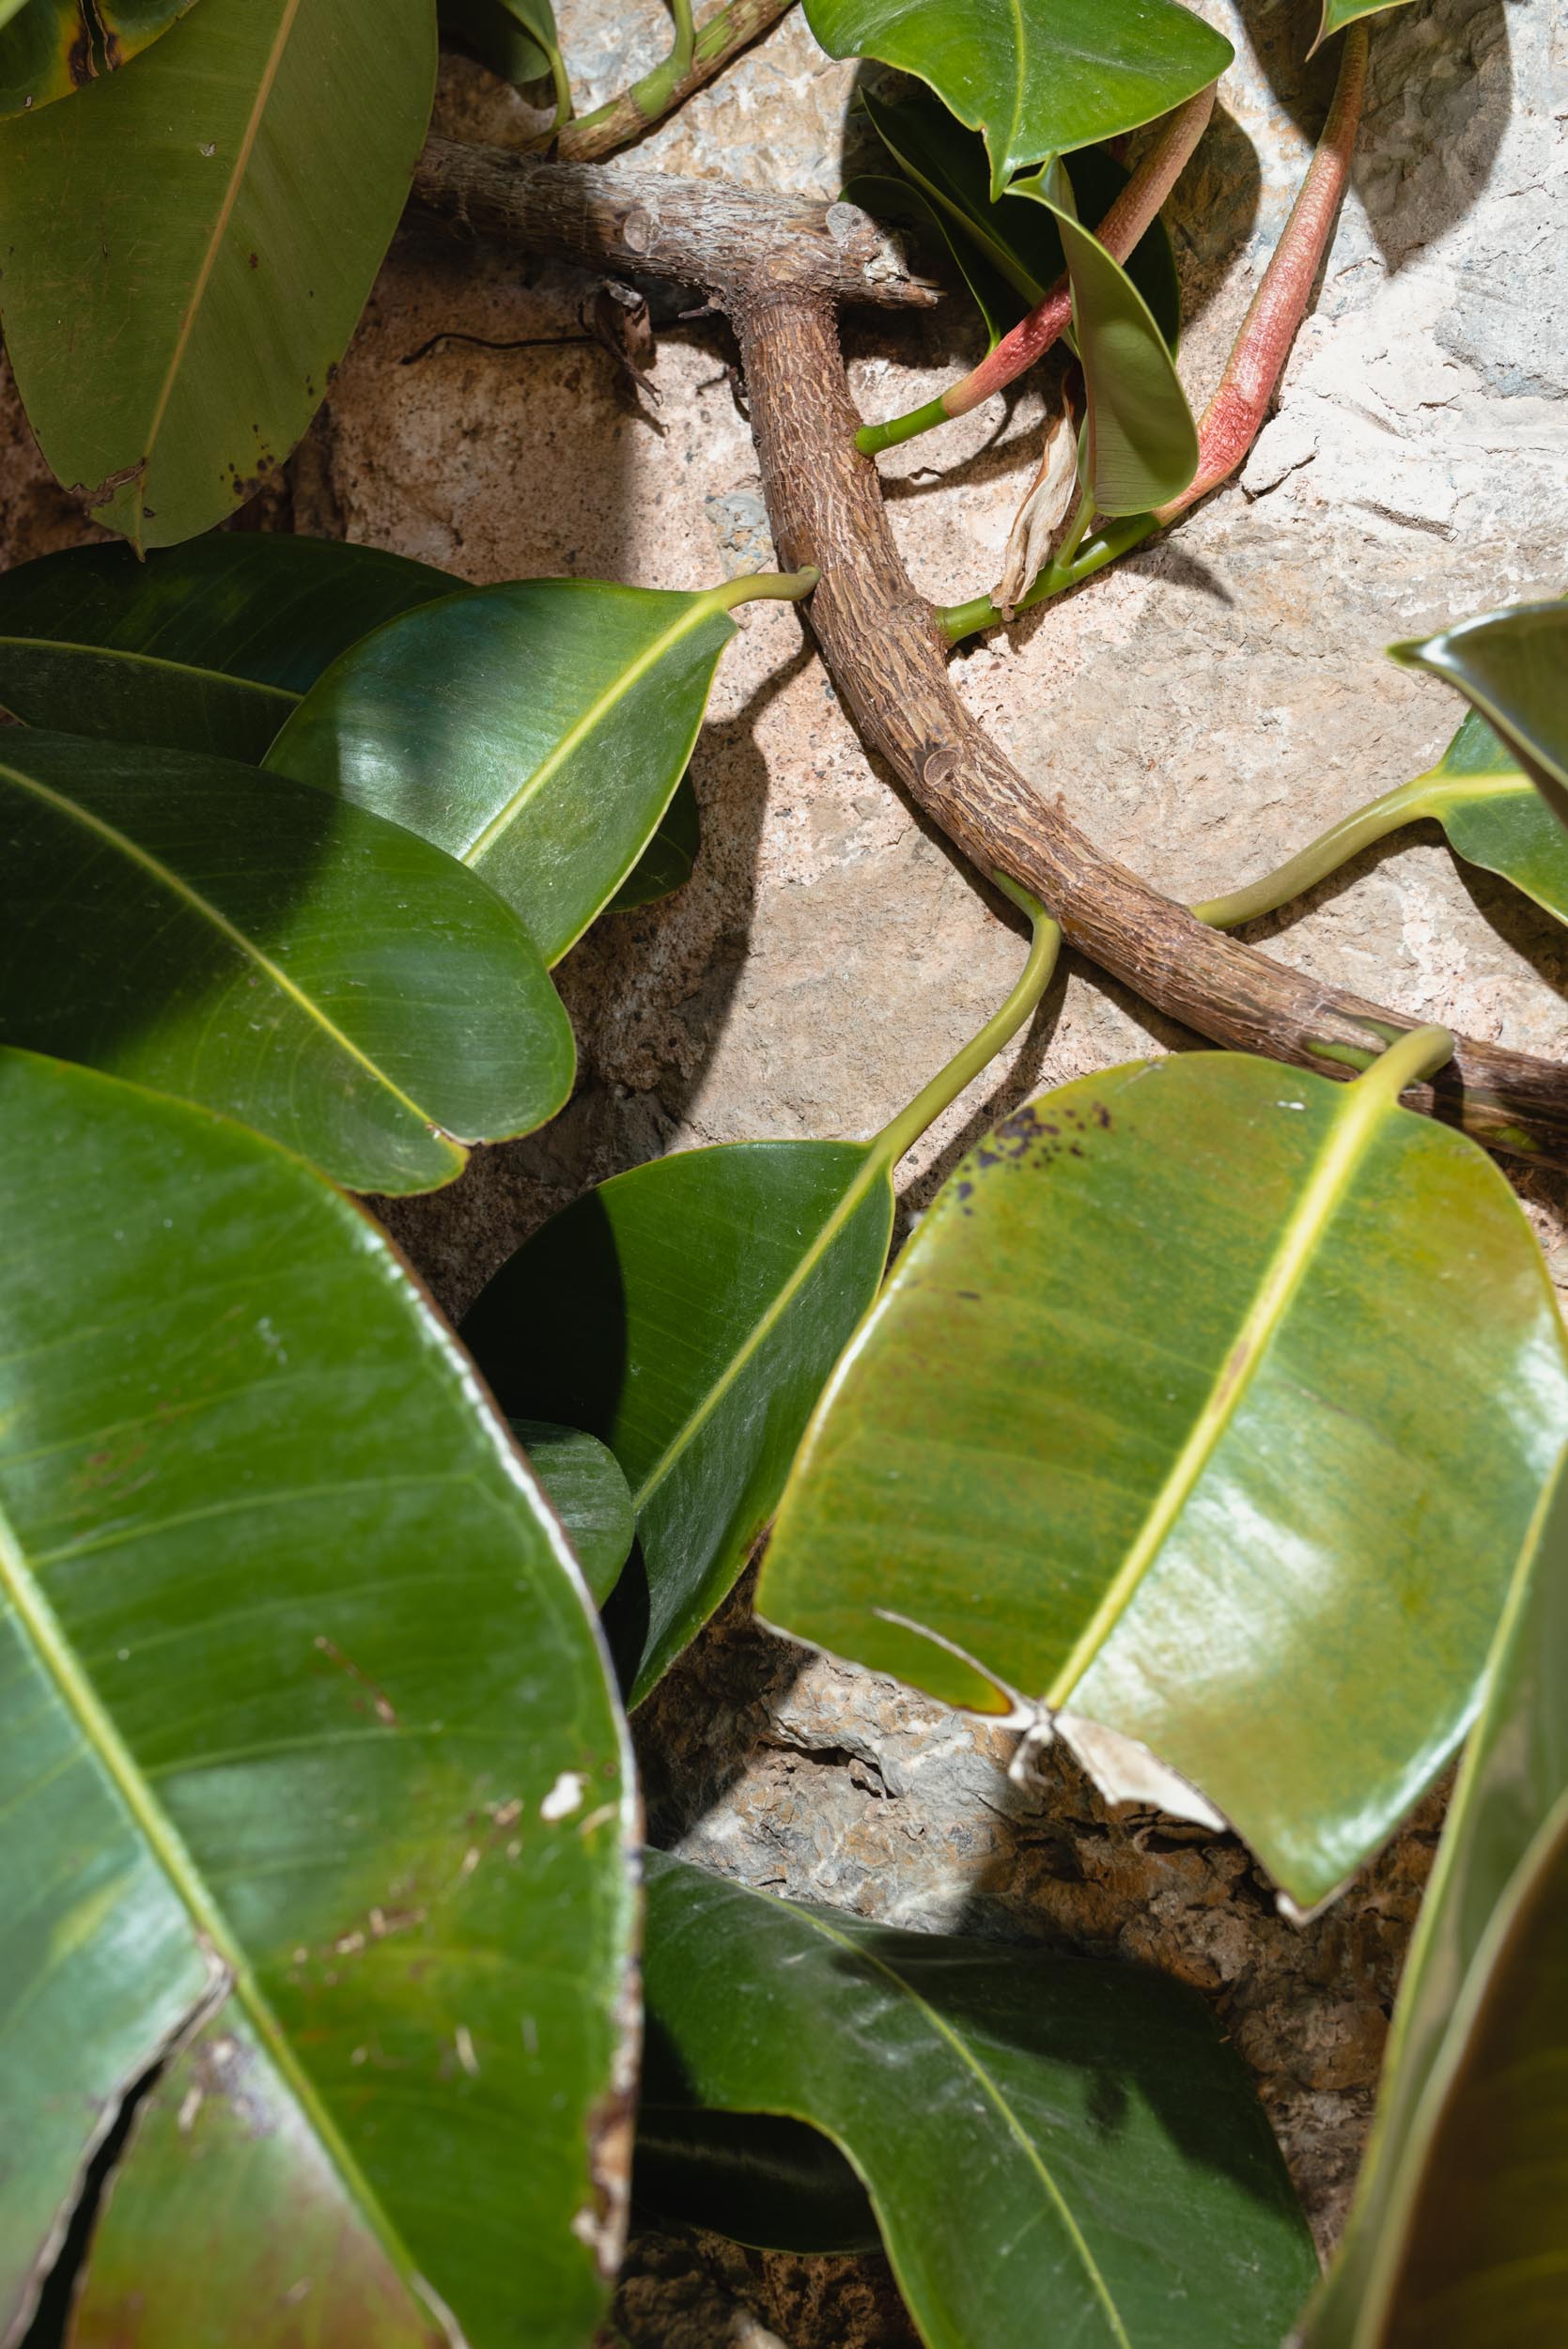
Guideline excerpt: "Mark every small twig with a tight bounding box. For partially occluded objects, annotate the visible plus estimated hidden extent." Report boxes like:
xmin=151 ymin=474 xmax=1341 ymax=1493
xmin=554 ymin=0 xmax=797 ymax=165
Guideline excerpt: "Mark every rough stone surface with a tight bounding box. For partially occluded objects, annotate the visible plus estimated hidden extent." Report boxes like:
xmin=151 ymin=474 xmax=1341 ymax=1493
xmin=1 ymin=2 xmax=1563 ymax=2342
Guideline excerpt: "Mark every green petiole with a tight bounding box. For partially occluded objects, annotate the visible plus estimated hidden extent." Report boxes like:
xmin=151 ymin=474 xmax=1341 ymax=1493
xmin=872 ymin=876 xmax=1062 ymax=1166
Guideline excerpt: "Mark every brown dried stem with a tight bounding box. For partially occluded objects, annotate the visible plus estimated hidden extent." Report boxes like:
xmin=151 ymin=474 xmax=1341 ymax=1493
xmin=412 ymin=138 xmax=1568 ymax=1168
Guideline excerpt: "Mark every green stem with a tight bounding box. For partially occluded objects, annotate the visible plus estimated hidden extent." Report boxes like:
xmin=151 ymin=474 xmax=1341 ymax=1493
xmin=871 ymin=877 xmax=1062 ymax=1167
xmin=545 ymin=39 xmax=573 ymax=132
xmin=1354 ymin=1021 xmax=1455 ymax=1104
xmin=939 ymin=513 xmax=1157 ymax=644
xmin=1051 ymin=483 xmax=1095 ymax=577
xmin=669 ymin=0 xmax=698 ymax=74
xmin=859 ymin=391 xmax=955 ymax=458
xmin=709 ymin=565 xmax=818 ymax=612
xmin=569 ymin=0 xmax=698 ymax=140
xmin=1191 ymin=773 xmax=1436 ymax=928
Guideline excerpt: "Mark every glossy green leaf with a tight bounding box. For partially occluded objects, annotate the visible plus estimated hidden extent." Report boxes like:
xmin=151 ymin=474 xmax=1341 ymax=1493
xmin=463 ymin=1141 xmax=896 ymax=1704
xmin=760 ymin=1039 xmax=1568 ymax=1916
xmin=0 ymin=0 xmax=197 ymax=118
xmin=268 ymin=574 xmax=784 ymax=966
xmin=512 ymin=1420 xmax=635 ymax=1607
xmin=1390 ymin=602 xmax=1568 ymax=828
xmin=1303 ymin=1452 xmax=1568 ymax=2348
xmin=442 ymin=0 xmax=556 ymax=85
xmin=805 ymin=0 xmax=1231 ymax=196
xmin=0 ymin=1047 xmax=634 ymax=2349
xmin=1312 ymin=0 xmax=1415 ymax=55
xmin=642 ymin=1852 xmax=1317 ymax=2349
xmin=862 ymin=86 xmax=1181 ymax=350
xmin=0 ymin=0 xmax=437 ymax=550
xmin=463 ymin=899 xmax=1058 ymax=1704
xmin=1405 ymin=708 xmax=1568 ymax=927
xmin=0 ymin=729 xmax=574 ymax=1193
xmin=0 ymin=537 xmax=457 ymax=762
xmin=1018 ymin=178 xmax=1197 ymax=512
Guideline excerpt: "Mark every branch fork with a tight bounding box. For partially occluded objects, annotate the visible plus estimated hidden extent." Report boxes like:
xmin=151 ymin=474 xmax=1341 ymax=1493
xmin=412 ymin=50 xmax=1568 ymax=1170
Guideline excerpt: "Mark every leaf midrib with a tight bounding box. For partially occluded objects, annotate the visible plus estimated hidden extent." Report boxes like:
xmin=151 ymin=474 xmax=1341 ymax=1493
xmin=0 ymin=631 xmax=299 ymax=706
xmin=1047 ymin=1065 xmax=1402 ymax=1706
xmin=0 ymin=1491 xmax=431 ymax=2318
xmin=629 ymin=1143 xmax=888 ymax=1517
xmin=135 ymin=0 xmax=307 ymax=521
xmin=0 ymin=756 xmax=450 ymax=1151
xmin=746 ymin=1882 xmax=1133 ymax=2348
xmin=459 ymin=589 xmax=731 ymax=870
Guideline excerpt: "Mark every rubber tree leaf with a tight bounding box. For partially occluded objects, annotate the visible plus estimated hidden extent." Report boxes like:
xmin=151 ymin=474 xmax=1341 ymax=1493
xmin=634 ymin=2107 xmax=882 ymax=2254
xmin=462 ymin=1140 xmax=897 ymax=1704
xmin=462 ymin=896 xmax=1060 ymax=1705
xmin=1312 ymin=0 xmax=1416 ymax=56
xmin=841 ymin=172 xmax=1019 ymax=350
xmin=442 ymin=0 xmax=555 ymax=84
xmin=862 ymin=85 xmax=1181 ymax=350
xmin=0 ymin=729 xmax=574 ymax=1194
xmin=0 ymin=0 xmax=197 ymax=118
xmin=1406 ymin=708 xmax=1568 ymax=927
xmin=641 ymin=1853 xmax=1317 ymax=2349
xmin=0 ymin=0 xmax=438 ymax=550
xmin=1014 ymin=171 xmax=1197 ymax=513
xmin=803 ymin=0 xmax=1231 ymax=197
xmin=268 ymin=575 xmax=784 ymax=967
xmin=0 ymin=1048 xmax=635 ymax=2349
xmin=0 ymin=537 xmax=458 ymax=761
xmin=1301 ymin=1449 xmax=1568 ymax=2348
xmin=512 ymin=1420 xmax=636 ymax=1607
xmin=1390 ymin=601 xmax=1568 ymax=830
xmin=759 ymin=1042 xmax=1568 ymax=1917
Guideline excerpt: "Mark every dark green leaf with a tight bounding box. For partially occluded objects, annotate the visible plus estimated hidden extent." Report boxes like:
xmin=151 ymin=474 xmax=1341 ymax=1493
xmin=462 ymin=1141 xmax=896 ymax=1704
xmin=0 ymin=0 xmax=438 ymax=549
xmin=442 ymin=0 xmax=556 ymax=85
xmin=1016 ymin=173 xmax=1196 ymax=511
xmin=0 ymin=537 xmax=457 ymax=761
xmin=0 ymin=0 xmax=197 ymax=118
xmin=463 ymin=897 xmax=1058 ymax=1703
xmin=642 ymin=1853 xmax=1318 ymax=2349
xmin=862 ymin=86 xmax=1181 ymax=350
xmin=511 ymin=1419 xmax=636 ymax=1606
xmin=805 ymin=0 xmax=1231 ymax=195
xmin=0 ymin=1048 xmax=634 ymax=2349
xmin=1303 ymin=1451 xmax=1568 ymax=2348
xmin=0 ymin=728 xmax=574 ymax=1193
xmin=841 ymin=170 xmax=1019 ymax=350
xmin=606 ymin=770 xmax=701 ymax=914
xmin=1389 ymin=602 xmax=1568 ymax=829
xmin=634 ymin=2107 xmax=881 ymax=2254
xmin=268 ymin=576 xmax=768 ymax=966
xmin=760 ymin=1043 xmax=1568 ymax=1916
